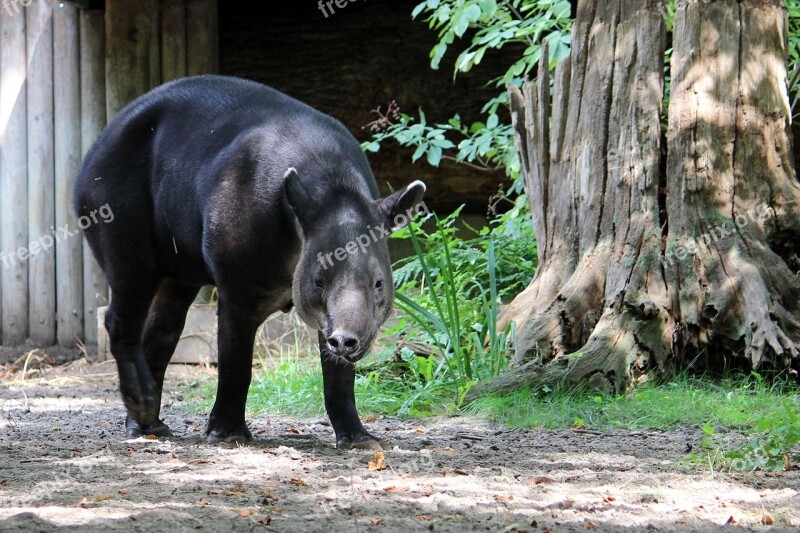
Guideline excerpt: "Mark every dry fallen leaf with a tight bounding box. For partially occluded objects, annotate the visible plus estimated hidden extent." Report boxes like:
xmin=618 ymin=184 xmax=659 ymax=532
xmin=725 ymin=515 xmax=739 ymax=525
xmin=530 ymin=476 xmax=556 ymax=485
xmin=285 ymin=427 xmax=300 ymax=434
xmin=188 ymin=458 xmax=212 ymax=465
xmin=415 ymin=428 xmax=426 ymax=434
xmin=73 ymin=496 xmax=90 ymax=508
xmin=371 ymin=518 xmax=383 ymax=526
xmin=761 ymin=513 xmax=774 ymax=526
xmin=586 ymin=521 xmax=597 ymax=530
xmin=289 ymin=477 xmax=309 ymax=488
xmin=144 ymin=434 xmax=157 ymax=441
xmin=169 ymin=453 xmax=181 ymax=463
xmin=365 ymin=415 xmax=380 ymax=422
xmin=117 ymin=489 xmax=128 ymax=496
xmin=92 ymin=494 xmax=114 ymax=503
xmin=442 ymin=446 xmax=453 ymax=452
xmin=384 ymin=486 xmax=410 ymax=493
xmin=198 ymin=498 xmax=210 ymax=508
xmin=233 ymin=508 xmax=258 ymax=518
xmin=368 ymin=452 xmax=386 ymax=471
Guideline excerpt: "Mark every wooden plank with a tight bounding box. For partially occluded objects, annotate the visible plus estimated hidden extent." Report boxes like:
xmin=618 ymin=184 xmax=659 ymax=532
xmin=26 ymin=0 xmax=56 ymax=345
xmin=80 ymin=9 xmax=108 ymax=347
xmin=161 ymin=0 xmax=187 ymax=82
xmin=186 ymin=0 xmax=218 ymax=76
xmin=54 ymin=2 xmax=83 ymax=346
xmin=0 ymin=3 xmax=3 ymax=345
xmin=105 ymin=0 xmax=153 ymax=120
xmin=149 ymin=0 xmax=162 ymax=89
xmin=0 ymin=4 xmax=29 ymax=345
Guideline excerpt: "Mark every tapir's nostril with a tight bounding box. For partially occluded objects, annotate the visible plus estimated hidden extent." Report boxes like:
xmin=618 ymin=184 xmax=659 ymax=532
xmin=327 ymin=331 xmax=360 ymax=357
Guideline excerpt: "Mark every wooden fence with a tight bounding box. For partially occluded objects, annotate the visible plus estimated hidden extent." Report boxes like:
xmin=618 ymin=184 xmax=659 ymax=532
xmin=0 ymin=0 xmax=218 ymax=349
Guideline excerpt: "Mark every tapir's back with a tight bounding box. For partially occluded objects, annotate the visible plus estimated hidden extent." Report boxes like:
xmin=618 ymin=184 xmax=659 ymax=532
xmin=77 ymin=75 xmax=376 ymax=206
xmin=74 ymin=75 xmax=378 ymax=284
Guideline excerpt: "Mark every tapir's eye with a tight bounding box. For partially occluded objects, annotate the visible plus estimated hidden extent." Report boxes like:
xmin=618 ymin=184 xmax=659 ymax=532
xmin=375 ymin=279 xmax=384 ymax=290
xmin=313 ymin=274 xmax=325 ymax=290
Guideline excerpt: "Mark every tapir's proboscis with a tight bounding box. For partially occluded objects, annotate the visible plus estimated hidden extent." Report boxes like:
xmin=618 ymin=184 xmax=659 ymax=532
xmin=74 ymin=75 xmax=425 ymax=450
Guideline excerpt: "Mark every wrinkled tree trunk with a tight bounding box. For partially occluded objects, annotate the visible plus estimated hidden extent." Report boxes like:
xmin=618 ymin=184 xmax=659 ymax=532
xmin=470 ymin=0 xmax=800 ymax=399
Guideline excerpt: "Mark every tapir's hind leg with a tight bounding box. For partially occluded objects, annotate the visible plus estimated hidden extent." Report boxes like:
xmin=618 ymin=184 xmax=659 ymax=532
xmin=126 ymin=279 xmax=201 ymax=438
xmin=104 ymin=279 xmax=161 ymax=436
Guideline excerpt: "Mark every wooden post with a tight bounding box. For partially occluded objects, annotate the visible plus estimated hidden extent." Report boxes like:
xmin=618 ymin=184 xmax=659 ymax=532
xmin=105 ymin=0 xmax=154 ymax=120
xmin=187 ymin=0 xmax=218 ymax=76
xmin=161 ymin=0 xmax=187 ymax=82
xmin=27 ymin=0 xmax=56 ymax=345
xmin=1 ymin=3 xmax=29 ymax=345
xmin=80 ymin=9 xmax=108 ymax=348
xmin=54 ymin=2 xmax=83 ymax=346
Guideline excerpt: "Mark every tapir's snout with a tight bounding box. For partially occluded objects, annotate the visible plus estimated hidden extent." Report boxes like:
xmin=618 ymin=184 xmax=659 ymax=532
xmin=327 ymin=330 xmax=361 ymax=360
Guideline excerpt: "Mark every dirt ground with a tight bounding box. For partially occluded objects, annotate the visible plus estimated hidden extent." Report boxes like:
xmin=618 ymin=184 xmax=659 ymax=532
xmin=1 ymin=358 xmax=799 ymax=532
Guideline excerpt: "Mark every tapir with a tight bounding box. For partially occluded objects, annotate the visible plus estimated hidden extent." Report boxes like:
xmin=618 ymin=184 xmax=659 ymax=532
xmin=74 ymin=75 xmax=425 ymax=449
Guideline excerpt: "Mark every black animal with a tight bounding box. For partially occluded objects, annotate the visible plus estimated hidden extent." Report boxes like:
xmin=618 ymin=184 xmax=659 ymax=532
xmin=74 ymin=75 xmax=425 ymax=449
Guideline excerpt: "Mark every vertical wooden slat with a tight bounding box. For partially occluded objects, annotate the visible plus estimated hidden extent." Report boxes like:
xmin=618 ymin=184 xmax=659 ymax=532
xmin=149 ymin=0 xmax=162 ymax=89
xmin=0 ymin=5 xmax=3 ymax=345
xmin=105 ymin=0 xmax=153 ymax=120
xmin=1 ymin=4 xmax=29 ymax=345
xmin=161 ymin=0 xmax=187 ymax=82
xmin=54 ymin=2 xmax=83 ymax=346
xmin=186 ymin=0 xmax=218 ymax=76
xmin=27 ymin=0 xmax=56 ymax=345
xmin=80 ymin=9 xmax=107 ymax=348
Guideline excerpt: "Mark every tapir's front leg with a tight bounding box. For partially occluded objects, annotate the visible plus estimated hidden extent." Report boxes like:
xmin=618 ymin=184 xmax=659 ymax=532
xmin=205 ymin=294 xmax=262 ymax=444
xmin=319 ymin=332 xmax=385 ymax=450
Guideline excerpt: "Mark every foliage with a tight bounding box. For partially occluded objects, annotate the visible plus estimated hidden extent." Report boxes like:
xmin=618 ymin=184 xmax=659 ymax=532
xmin=363 ymin=0 xmax=573 ymax=181
xmin=787 ymin=0 xmax=800 ymax=120
xmin=382 ymin=210 xmax=516 ymax=409
xmin=359 ymin=1 xmax=568 ymax=404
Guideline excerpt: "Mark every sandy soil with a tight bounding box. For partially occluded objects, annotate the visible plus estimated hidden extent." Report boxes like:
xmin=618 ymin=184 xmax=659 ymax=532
xmin=1 ymin=358 xmax=798 ymax=532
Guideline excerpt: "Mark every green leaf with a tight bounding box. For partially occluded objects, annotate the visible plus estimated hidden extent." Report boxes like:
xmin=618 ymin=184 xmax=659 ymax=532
xmin=427 ymin=144 xmax=443 ymax=166
xmin=478 ymin=0 xmax=497 ymax=17
xmin=363 ymin=141 xmax=381 ymax=153
xmin=454 ymin=12 xmax=470 ymax=37
xmin=412 ymin=143 xmax=428 ymax=162
xmin=431 ymin=42 xmax=448 ymax=70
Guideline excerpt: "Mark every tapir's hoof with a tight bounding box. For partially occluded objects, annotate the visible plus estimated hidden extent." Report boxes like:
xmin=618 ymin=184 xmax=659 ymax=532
xmin=205 ymin=419 xmax=252 ymax=445
xmin=126 ymin=417 xmax=173 ymax=438
xmin=336 ymin=433 xmax=387 ymax=451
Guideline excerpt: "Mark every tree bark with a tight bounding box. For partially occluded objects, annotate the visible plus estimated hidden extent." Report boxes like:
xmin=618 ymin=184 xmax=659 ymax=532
xmin=471 ymin=0 xmax=800 ymax=399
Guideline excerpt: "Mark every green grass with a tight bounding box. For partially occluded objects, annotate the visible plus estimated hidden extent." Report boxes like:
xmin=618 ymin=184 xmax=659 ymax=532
xmin=180 ymin=352 xmax=459 ymax=419
xmin=182 ymin=360 xmax=797 ymax=433
xmin=467 ymin=374 xmax=799 ymax=432
xmin=180 ymin=361 xmax=799 ymax=471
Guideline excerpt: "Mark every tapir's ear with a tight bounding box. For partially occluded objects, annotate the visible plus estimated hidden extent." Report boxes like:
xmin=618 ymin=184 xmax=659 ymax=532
xmin=284 ymin=167 xmax=316 ymax=227
xmin=375 ymin=180 xmax=427 ymax=231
